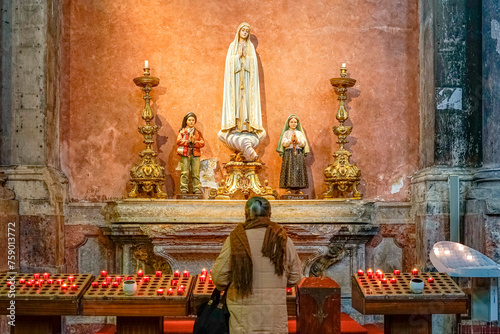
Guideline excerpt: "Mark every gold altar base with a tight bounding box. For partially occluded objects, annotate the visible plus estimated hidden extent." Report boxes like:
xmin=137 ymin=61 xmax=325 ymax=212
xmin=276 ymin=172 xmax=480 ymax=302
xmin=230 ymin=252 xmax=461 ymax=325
xmin=209 ymin=154 xmax=276 ymax=200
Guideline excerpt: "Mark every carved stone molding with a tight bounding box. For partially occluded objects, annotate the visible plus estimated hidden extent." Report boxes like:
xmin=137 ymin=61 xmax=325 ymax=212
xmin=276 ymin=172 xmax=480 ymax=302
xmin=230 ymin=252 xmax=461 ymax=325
xmin=309 ymin=244 xmax=345 ymax=277
xmin=130 ymin=243 xmax=171 ymax=274
xmin=308 ymin=225 xmax=379 ymax=277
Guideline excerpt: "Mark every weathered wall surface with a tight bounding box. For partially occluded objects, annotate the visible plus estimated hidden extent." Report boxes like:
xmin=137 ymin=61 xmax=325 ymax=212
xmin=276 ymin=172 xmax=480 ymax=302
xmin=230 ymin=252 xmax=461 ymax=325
xmin=60 ymin=0 xmax=420 ymax=201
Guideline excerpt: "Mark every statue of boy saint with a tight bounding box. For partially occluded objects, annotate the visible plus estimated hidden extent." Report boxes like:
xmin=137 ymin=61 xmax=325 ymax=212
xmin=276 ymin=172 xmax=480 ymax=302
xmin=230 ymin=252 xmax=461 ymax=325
xmin=218 ymin=23 xmax=266 ymax=162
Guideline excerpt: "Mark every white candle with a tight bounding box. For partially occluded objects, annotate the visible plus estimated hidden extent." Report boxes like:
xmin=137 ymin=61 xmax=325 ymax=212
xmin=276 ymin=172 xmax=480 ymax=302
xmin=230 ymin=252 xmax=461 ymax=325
xmin=145 ymin=60 xmax=149 ymax=68
xmin=341 ymin=63 xmax=346 ymax=68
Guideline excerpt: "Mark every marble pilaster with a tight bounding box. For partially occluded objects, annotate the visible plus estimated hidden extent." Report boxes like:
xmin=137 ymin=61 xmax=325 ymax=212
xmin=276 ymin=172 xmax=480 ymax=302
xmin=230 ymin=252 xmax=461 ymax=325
xmin=1 ymin=166 xmax=68 ymax=273
xmin=0 ymin=172 xmax=18 ymax=272
xmin=461 ymin=0 xmax=500 ymax=323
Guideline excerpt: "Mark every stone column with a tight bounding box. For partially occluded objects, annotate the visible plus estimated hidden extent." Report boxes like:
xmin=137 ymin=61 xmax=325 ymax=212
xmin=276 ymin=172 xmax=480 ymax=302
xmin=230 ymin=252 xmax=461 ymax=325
xmin=0 ymin=0 xmax=67 ymax=273
xmin=413 ymin=0 xmax=482 ymax=274
xmin=463 ymin=0 xmax=500 ymax=322
xmin=464 ymin=0 xmax=500 ymax=263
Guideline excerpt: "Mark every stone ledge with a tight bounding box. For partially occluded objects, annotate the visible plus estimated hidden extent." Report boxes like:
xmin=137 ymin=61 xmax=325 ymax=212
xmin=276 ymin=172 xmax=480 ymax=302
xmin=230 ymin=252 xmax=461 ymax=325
xmin=67 ymin=200 xmax=414 ymax=225
xmin=105 ymin=199 xmax=374 ymax=224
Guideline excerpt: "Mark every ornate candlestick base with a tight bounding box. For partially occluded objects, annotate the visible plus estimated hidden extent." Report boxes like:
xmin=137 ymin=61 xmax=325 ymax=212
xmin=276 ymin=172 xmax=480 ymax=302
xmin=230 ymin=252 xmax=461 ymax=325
xmin=128 ymin=66 xmax=167 ymax=199
xmin=209 ymin=153 xmax=276 ymax=200
xmin=323 ymin=149 xmax=362 ymax=199
xmin=323 ymin=65 xmax=363 ymax=200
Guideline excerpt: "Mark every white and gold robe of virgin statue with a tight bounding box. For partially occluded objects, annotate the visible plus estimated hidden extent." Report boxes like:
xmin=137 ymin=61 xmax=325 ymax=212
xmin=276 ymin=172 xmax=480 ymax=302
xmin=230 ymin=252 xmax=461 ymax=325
xmin=218 ymin=23 xmax=266 ymax=161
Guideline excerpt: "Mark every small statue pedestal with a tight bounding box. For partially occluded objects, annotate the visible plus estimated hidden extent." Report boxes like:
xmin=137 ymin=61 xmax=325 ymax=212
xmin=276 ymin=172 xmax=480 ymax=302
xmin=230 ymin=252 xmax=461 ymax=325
xmin=209 ymin=154 xmax=275 ymax=200
xmin=175 ymin=193 xmax=203 ymax=200
xmin=280 ymin=194 xmax=309 ymax=200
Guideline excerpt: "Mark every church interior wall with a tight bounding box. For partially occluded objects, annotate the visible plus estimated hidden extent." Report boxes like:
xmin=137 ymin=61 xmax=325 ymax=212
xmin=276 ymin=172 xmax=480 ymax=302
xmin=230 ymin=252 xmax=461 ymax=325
xmin=60 ymin=0 xmax=420 ymax=201
xmin=4 ymin=0 xmax=499 ymax=332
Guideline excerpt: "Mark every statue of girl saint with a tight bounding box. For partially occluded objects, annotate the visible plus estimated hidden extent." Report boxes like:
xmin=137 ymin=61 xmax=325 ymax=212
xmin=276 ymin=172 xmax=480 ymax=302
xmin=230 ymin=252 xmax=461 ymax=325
xmin=277 ymin=114 xmax=310 ymax=199
xmin=218 ymin=23 xmax=265 ymax=162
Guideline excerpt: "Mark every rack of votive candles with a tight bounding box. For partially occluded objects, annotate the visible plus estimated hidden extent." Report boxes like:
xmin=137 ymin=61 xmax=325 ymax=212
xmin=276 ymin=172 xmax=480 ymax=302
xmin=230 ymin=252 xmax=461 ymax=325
xmin=0 ymin=273 xmax=92 ymax=297
xmin=85 ymin=269 xmax=194 ymax=299
xmin=354 ymin=268 xmax=462 ymax=296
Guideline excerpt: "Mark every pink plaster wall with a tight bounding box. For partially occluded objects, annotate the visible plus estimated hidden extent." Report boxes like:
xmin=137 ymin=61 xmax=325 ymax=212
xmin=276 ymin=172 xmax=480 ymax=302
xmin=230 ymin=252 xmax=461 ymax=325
xmin=61 ymin=0 xmax=419 ymax=201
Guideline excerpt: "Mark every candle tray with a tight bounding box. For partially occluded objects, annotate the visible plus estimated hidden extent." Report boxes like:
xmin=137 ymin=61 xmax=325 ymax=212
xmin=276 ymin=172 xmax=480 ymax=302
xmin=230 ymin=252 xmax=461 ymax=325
xmin=0 ymin=273 xmax=93 ymax=315
xmin=82 ymin=274 xmax=194 ymax=317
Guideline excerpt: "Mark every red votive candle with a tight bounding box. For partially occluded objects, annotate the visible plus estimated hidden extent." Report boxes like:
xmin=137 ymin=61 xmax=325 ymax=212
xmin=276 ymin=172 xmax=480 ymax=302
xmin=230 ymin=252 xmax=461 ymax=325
xmin=26 ymin=281 xmax=33 ymax=287
xmin=393 ymin=269 xmax=401 ymax=275
xmin=143 ymin=276 xmax=150 ymax=282
xmin=390 ymin=278 xmax=397 ymax=284
xmin=105 ymin=276 xmax=112 ymax=283
xmin=177 ymin=285 xmax=185 ymax=294
xmin=171 ymin=279 xmax=178 ymax=286
xmin=112 ymin=282 xmax=119 ymax=288
xmin=381 ymin=278 xmax=388 ymax=284
xmin=57 ymin=279 xmax=63 ymax=285
xmin=167 ymin=288 xmax=174 ymax=295
xmin=427 ymin=277 xmax=434 ymax=283
xmin=375 ymin=270 xmax=383 ymax=278
xmin=68 ymin=276 xmax=75 ymax=282
xmin=19 ymin=278 xmax=26 ymax=284
xmin=102 ymin=282 xmax=108 ymax=288
xmin=199 ymin=275 xmax=206 ymax=283
xmin=367 ymin=268 xmax=373 ymax=275
xmin=100 ymin=270 xmax=107 ymax=277
xmin=91 ymin=282 xmax=99 ymax=288
xmin=125 ymin=276 xmax=132 ymax=281
xmin=71 ymin=284 xmax=78 ymax=290
xmin=47 ymin=279 xmax=54 ymax=285
xmin=201 ymin=268 xmax=208 ymax=276
xmin=61 ymin=283 xmax=68 ymax=290
xmin=412 ymin=268 xmax=419 ymax=275
xmin=174 ymin=270 xmax=180 ymax=277
xmin=357 ymin=269 xmax=364 ymax=276
xmin=6 ymin=281 xmax=13 ymax=286
xmin=286 ymin=287 xmax=293 ymax=294
xmin=34 ymin=281 xmax=41 ymax=288
xmin=33 ymin=273 xmax=41 ymax=279
xmin=115 ymin=276 xmax=122 ymax=282
xmin=39 ymin=279 xmax=45 ymax=284
xmin=137 ymin=270 xmax=143 ymax=277
xmin=208 ymin=276 xmax=213 ymax=284
xmin=155 ymin=271 xmax=162 ymax=277
xmin=43 ymin=273 xmax=50 ymax=279
xmin=157 ymin=288 xmax=164 ymax=295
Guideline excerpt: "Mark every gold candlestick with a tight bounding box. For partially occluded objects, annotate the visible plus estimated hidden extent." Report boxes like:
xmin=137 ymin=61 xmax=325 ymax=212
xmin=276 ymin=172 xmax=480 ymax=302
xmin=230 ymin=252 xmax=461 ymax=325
xmin=128 ymin=66 xmax=167 ymax=198
xmin=323 ymin=65 xmax=362 ymax=200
